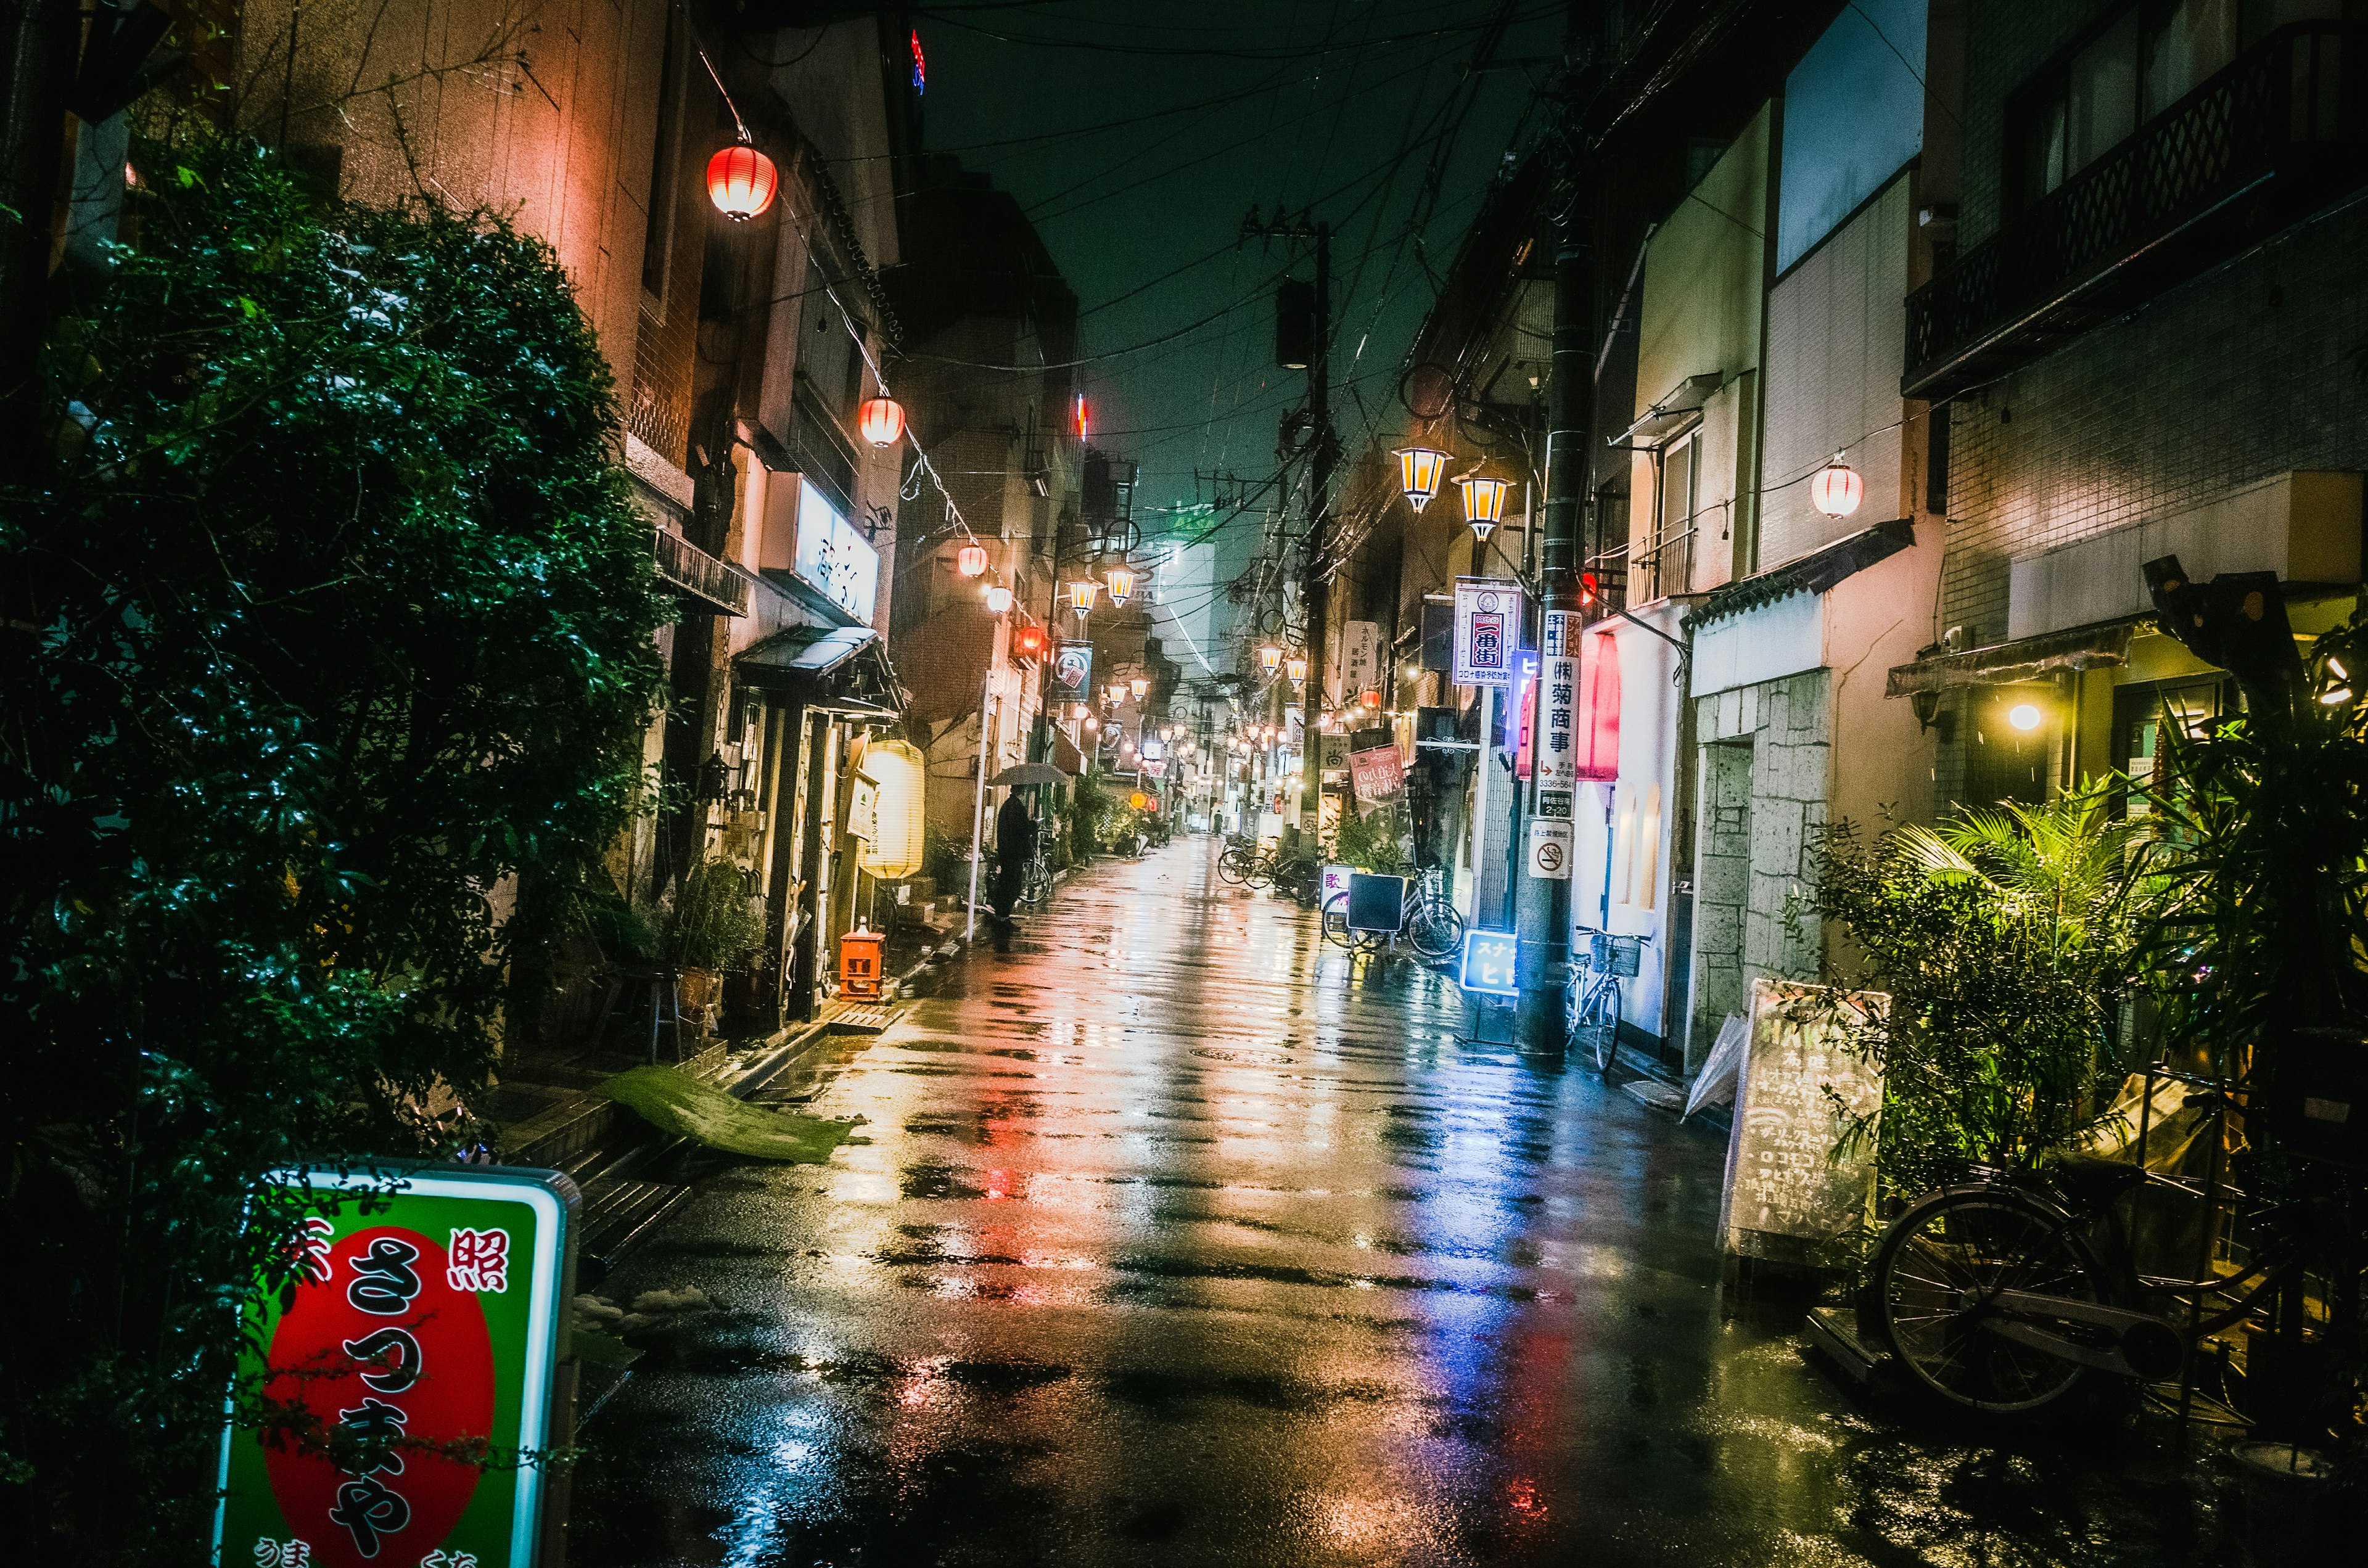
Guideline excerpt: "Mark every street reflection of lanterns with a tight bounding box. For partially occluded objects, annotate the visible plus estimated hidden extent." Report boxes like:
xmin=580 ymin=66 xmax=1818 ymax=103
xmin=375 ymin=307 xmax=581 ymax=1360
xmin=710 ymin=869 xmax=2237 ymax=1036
xmin=1260 ymin=644 xmax=1283 ymax=673
xmin=858 ymin=396 xmax=906 ymax=448
xmin=1106 ymin=564 xmax=1137 ymax=606
xmin=1395 ymin=445 xmax=1448 ymax=512
xmin=983 ymin=583 xmax=1014 ymax=615
xmin=1457 ymin=473 xmax=1510 ymax=540
xmin=1286 ymin=656 xmax=1308 ymax=688
xmin=1069 ymin=580 xmax=1100 ymax=619
xmin=1810 ymin=455 xmax=1864 ymax=519
xmin=706 ymin=142 xmax=779 ymax=221
xmin=956 ymin=541 xmax=988 ymax=577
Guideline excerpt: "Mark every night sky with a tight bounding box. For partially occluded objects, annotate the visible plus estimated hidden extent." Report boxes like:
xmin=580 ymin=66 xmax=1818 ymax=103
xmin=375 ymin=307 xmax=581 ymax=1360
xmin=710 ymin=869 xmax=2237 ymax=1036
xmin=913 ymin=1 xmax=1569 ymax=543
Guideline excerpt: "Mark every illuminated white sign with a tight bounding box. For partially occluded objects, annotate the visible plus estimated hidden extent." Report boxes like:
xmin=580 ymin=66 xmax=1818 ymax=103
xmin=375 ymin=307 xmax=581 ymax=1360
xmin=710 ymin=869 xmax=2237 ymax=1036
xmin=794 ymin=479 xmax=879 ymax=625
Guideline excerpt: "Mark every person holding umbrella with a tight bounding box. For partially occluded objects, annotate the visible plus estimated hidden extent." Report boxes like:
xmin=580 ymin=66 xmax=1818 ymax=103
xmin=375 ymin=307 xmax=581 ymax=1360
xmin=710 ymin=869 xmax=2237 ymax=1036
xmin=982 ymin=763 xmax=1064 ymax=952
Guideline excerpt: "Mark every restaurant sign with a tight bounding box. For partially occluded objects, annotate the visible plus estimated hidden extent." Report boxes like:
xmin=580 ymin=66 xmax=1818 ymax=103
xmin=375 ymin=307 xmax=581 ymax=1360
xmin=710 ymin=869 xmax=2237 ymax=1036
xmin=213 ymin=1165 xmax=577 ymax=1568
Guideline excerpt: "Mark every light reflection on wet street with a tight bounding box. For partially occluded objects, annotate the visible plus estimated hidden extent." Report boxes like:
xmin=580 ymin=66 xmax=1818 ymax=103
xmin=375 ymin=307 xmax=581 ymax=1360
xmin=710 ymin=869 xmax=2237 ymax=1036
xmin=570 ymin=842 xmax=2237 ymax=1567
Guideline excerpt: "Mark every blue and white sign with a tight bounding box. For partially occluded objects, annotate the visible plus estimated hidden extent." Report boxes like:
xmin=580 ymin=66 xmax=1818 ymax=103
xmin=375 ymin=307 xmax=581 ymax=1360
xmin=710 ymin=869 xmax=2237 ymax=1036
xmin=794 ymin=478 xmax=881 ymax=625
xmin=1458 ymin=929 xmax=1519 ymax=997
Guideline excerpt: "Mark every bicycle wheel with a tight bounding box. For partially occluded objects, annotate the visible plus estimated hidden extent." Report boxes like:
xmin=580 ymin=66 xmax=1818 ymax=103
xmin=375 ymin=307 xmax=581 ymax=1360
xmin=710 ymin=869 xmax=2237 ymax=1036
xmin=1589 ymin=978 xmax=1622 ymax=1073
xmin=1321 ymin=893 xmax=1360 ymax=950
xmin=1405 ymin=897 xmax=1463 ymax=960
xmin=1874 ymin=1186 xmax=2102 ymax=1415
xmin=1218 ymin=845 xmax=1254 ymax=884
xmin=1247 ymin=854 xmax=1275 ymax=890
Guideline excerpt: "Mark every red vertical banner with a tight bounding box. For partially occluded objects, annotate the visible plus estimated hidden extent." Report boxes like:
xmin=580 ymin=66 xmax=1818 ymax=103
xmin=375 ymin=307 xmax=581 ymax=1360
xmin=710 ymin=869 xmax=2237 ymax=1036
xmin=1576 ymin=629 xmax=1621 ymax=782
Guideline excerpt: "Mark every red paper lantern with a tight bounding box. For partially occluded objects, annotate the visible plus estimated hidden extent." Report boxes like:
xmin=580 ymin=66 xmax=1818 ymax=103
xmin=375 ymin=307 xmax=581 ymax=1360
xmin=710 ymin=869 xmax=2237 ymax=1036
xmin=1809 ymin=458 xmax=1864 ymax=519
xmin=956 ymin=542 xmax=988 ymax=577
xmin=707 ymin=143 xmax=778 ymax=221
xmin=858 ymin=396 xmax=906 ymax=448
xmin=1014 ymin=624 xmax=1048 ymax=660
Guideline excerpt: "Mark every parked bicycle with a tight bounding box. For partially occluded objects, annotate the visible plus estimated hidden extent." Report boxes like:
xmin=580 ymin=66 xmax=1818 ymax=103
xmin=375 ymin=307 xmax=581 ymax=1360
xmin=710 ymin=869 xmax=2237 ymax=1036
xmin=1868 ymin=1081 xmax=2362 ymax=1419
xmin=1321 ymin=866 xmax=1463 ymax=959
xmin=1566 ymin=930 xmax=1642 ymax=1073
xmin=1018 ymin=824 xmax=1059 ymax=910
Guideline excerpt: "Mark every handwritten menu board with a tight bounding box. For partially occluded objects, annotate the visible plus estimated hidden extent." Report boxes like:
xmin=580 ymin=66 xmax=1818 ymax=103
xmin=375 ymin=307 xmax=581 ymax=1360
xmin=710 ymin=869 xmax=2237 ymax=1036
xmin=1717 ymin=979 xmax=1886 ymax=1270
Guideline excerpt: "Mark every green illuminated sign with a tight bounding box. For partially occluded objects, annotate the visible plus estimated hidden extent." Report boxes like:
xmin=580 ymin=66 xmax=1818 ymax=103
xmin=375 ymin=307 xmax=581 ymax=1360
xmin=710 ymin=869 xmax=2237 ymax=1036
xmin=213 ymin=1165 xmax=577 ymax=1568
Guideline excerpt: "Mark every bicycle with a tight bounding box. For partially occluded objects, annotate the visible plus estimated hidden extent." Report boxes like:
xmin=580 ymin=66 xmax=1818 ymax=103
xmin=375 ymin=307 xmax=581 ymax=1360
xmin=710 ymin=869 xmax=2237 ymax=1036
xmin=1018 ymin=825 xmax=1059 ymax=911
xmin=1868 ymin=1083 xmax=2361 ymax=1419
xmin=1566 ymin=930 xmax=1640 ymax=1073
xmin=1217 ymin=835 xmax=1260 ymax=885
xmin=1321 ymin=866 xmax=1464 ymax=959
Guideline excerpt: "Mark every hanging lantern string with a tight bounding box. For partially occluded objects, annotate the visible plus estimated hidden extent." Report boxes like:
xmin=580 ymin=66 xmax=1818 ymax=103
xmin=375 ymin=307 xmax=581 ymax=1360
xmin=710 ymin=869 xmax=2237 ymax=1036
xmin=696 ymin=49 xmax=755 ymax=146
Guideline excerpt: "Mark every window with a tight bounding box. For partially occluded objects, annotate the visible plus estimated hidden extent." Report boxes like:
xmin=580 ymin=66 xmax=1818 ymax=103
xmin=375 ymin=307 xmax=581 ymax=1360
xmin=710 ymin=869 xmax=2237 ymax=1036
xmin=1653 ymin=434 xmax=1697 ymax=601
xmin=2111 ymin=676 xmax=2236 ymax=816
xmin=641 ymin=15 xmax=686 ymax=305
xmin=2007 ymin=1 xmax=2337 ymax=211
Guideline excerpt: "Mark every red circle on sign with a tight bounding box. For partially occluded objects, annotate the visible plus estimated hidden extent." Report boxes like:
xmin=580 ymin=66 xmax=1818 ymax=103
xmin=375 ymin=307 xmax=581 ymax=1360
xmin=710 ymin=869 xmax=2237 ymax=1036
xmin=261 ymin=1224 xmax=496 ymax=1567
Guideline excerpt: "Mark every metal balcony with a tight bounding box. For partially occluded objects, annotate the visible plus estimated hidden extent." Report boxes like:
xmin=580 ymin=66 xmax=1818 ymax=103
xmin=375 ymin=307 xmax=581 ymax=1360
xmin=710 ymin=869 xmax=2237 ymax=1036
xmin=1904 ymin=23 xmax=2364 ymax=401
xmin=653 ymin=528 xmax=750 ymax=616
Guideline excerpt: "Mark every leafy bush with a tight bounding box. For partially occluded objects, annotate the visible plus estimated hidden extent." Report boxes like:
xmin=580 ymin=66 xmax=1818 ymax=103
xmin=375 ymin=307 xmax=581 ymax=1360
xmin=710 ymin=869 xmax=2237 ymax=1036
xmin=0 ymin=137 xmax=668 ymax=1559
xmin=1798 ymin=789 xmax=2158 ymax=1199
xmin=665 ymin=857 xmax=763 ymax=971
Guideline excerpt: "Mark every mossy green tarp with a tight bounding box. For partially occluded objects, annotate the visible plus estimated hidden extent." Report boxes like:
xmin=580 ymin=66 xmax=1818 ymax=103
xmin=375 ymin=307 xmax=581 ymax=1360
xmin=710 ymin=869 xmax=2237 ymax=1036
xmin=596 ymin=1065 xmax=859 ymax=1162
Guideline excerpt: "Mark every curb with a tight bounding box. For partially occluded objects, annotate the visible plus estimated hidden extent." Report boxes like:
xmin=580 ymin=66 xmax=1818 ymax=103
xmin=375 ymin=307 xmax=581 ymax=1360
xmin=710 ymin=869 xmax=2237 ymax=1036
xmin=565 ymin=937 xmax=954 ymax=1270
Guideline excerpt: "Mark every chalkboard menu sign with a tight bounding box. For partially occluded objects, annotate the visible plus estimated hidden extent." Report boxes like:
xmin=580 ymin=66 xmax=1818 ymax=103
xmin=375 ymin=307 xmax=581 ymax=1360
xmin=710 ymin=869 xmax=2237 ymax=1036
xmin=1717 ymin=979 xmax=1887 ymax=1270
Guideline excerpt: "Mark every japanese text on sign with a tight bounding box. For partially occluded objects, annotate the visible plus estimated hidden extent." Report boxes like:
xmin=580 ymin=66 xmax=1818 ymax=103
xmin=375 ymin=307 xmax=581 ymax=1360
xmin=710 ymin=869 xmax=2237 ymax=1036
xmin=1717 ymin=980 xmax=1888 ymax=1269
xmin=1537 ymin=610 xmax=1578 ymax=794
xmin=1452 ymin=577 xmax=1521 ymax=688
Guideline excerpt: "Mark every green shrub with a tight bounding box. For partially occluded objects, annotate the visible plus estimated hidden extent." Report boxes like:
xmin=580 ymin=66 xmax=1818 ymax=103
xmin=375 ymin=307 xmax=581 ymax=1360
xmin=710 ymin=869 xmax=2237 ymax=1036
xmin=0 ymin=136 xmax=668 ymax=1559
xmin=665 ymin=858 xmax=763 ymax=971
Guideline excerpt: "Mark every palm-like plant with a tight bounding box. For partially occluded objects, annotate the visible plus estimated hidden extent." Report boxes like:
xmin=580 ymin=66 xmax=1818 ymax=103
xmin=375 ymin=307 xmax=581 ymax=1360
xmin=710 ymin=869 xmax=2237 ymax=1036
xmin=1802 ymin=786 xmax=2161 ymax=1197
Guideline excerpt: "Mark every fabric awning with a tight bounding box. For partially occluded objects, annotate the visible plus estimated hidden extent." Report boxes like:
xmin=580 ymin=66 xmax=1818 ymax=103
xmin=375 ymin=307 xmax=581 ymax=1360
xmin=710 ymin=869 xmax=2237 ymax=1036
xmin=1884 ymin=619 xmax=2137 ymax=697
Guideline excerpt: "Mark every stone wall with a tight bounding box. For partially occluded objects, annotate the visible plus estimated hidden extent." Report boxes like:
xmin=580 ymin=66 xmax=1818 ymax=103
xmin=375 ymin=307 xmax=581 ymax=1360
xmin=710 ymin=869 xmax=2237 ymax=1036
xmin=1688 ymin=667 xmax=1829 ymax=1062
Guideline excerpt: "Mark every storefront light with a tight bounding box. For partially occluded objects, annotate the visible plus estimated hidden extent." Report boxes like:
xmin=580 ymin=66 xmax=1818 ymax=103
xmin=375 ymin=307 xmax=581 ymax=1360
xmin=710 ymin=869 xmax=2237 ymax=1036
xmin=2007 ymin=702 xmax=2043 ymax=731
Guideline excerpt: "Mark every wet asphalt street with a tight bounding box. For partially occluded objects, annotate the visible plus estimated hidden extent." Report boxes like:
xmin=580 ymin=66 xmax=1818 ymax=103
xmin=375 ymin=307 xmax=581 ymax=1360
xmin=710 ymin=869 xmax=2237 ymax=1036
xmin=569 ymin=840 xmax=2241 ymax=1567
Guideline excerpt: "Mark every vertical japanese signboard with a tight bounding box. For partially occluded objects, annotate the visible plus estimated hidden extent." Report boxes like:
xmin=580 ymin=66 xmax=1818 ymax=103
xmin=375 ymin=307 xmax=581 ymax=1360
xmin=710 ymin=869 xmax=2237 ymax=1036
xmin=215 ymin=1165 xmax=577 ymax=1568
xmin=1718 ymin=980 xmax=1887 ymax=1271
xmin=1339 ymin=620 xmax=1380 ymax=704
xmin=1536 ymin=609 xmax=1579 ymax=822
xmin=1451 ymin=577 xmax=1521 ymax=688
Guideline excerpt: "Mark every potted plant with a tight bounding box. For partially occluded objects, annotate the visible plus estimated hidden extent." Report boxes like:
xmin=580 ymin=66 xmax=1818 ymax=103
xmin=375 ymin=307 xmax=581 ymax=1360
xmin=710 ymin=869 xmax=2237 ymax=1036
xmin=664 ymin=857 xmax=763 ymax=1016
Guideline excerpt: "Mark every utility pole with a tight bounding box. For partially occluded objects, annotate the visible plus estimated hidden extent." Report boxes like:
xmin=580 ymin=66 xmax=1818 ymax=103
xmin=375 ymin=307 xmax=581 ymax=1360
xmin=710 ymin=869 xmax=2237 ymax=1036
xmin=1513 ymin=45 xmax=1597 ymax=1050
xmin=1243 ymin=206 xmax=1331 ymax=839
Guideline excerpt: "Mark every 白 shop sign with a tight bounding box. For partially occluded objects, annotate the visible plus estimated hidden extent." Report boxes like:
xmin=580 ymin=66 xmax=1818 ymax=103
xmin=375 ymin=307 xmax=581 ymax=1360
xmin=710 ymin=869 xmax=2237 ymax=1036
xmin=1451 ymin=577 xmax=1521 ymax=688
xmin=214 ymin=1165 xmax=577 ymax=1568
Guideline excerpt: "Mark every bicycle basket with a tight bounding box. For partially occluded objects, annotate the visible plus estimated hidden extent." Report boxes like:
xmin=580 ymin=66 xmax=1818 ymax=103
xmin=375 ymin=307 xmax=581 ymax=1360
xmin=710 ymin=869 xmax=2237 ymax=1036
xmin=1589 ymin=933 xmax=1642 ymax=977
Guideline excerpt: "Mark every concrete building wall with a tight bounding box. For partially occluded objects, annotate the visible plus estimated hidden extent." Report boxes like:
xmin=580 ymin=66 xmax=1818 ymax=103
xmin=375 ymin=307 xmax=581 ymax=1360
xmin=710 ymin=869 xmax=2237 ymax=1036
xmin=1761 ymin=174 xmax=1920 ymax=568
xmin=1629 ymin=105 xmax=1770 ymax=597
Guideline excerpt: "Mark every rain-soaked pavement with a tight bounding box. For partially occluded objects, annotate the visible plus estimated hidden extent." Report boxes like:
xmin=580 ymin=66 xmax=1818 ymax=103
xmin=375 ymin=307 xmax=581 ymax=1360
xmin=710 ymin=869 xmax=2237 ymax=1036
xmin=569 ymin=840 xmax=2242 ymax=1567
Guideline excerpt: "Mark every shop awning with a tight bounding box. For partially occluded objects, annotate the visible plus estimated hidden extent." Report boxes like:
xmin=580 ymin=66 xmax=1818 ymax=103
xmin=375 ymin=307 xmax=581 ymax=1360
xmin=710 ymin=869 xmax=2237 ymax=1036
xmin=1693 ymin=517 xmax=1917 ymax=628
xmin=734 ymin=624 xmax=906 ymax=715
xmin=1613 ymin=372 xmax=1723 ymax=449
xmin=1883 ymin=618 xmax=2137 ymax=697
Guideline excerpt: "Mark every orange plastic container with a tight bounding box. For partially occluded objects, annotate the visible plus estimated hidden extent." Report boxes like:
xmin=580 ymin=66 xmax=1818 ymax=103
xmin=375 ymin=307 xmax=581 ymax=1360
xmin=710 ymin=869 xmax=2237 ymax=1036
xmin=839 ymin=924 xmax=886 ymax=1000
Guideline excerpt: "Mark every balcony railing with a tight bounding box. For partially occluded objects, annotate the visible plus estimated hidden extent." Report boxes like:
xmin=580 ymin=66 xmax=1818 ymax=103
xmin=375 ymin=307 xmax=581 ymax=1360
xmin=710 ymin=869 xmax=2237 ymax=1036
xmin=1904 ymin=23 xmax=2362 ymax=400
xmin=653 ymin=528 xmax=750 ymax=617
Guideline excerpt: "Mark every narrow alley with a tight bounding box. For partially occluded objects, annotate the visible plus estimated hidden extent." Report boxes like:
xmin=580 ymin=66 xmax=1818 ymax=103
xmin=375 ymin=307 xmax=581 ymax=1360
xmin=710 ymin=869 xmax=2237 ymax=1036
xmin=569 ymin=845 xmax=2232 ymax=1568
